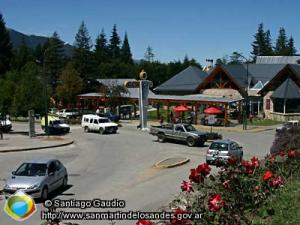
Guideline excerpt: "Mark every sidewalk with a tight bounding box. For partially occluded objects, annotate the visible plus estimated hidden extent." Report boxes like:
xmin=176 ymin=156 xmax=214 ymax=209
xmin=120 ymin=120 xmax=275 ymax=133
xmin=0 ymin=133 xmax=74 ymax=153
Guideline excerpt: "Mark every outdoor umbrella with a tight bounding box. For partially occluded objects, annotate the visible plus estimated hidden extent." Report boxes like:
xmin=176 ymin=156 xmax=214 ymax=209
xmin=174 ymin=105 xmax=190 ymax=112
xmin=204 ymin=107 xmax=222 ymax=114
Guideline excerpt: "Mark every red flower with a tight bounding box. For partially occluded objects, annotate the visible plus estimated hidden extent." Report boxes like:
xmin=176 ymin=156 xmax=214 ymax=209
xmin=270 ymin=176 xmax=284 ymax=188
xmin=208 ymin=193 xmax=225 ymax=212
xmin=222 ymin=180 xmax=230 ymax=189
xmin=278 ymin=151 xmax=285 ymax=157
xmin=196 ymin=163 xmax=211 ymax=176
xmin=228 ymin=156 xmax=238 ymax=165
xmin=242 ymin=160 xmax=255 ymax=174
xmin=262 ymin=170 xmax=273 ymax=181
xmin=170 ymin=208 xmax=190 ymax=225
xmin=136 ymin=219 xmax=153 ymax=225
xmin=269 ymin=156 xmax=276 ymax=163
xmin=251 ymin=156 xmax=260 ymax=168
xmin=189 ymin=168 xmax=202 ymax=183
xmin=288 ymin=150 xmax=296 ymax=158
xmin=181 ymin=180 xmax=193 ymax=192
xmin=255 ymin=185 xmax=260 ymax=191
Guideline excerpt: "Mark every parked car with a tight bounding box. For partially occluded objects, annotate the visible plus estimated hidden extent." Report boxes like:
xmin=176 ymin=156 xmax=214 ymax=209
xmin=41 ymin=115 xmax=70 ymax=134
xmin=98 ymin=111 xmax=120 ymax=122
xmin=0 ymin=115 xmax=12 ymax=132
xmin=3 ymin=159 xmax=68 ymax=200
xmin=150 ymin=123 xmax=207 ymax=147
xmin=276 ymin=120 xmax=300 ymax=132
xmin=206 ymin=140 xmax=243 ymax=165
xmin=56 ymin=109 xmax=80 ymax=119
xmin=81 ymin=114 xmax=118 ymax=134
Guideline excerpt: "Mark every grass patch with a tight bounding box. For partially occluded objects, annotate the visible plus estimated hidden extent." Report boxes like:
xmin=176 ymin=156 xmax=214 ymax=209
xmin=248 ymin=118 xmax=282 ymax=126
xmin=252 ymin=168 xmax=300 ymax=225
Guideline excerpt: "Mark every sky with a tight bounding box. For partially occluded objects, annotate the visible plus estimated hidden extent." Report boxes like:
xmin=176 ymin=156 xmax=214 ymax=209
xmin=1 ymin=0 xmax=300 ymax=66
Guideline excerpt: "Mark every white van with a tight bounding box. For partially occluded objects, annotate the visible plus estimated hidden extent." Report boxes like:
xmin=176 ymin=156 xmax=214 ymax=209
xmin=81 ymin=114 xmax=118 ymax=134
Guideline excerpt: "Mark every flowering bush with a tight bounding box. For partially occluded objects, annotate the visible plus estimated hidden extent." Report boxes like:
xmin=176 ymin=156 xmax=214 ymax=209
xmin=141 ymin=148 xmax=300 ymax=225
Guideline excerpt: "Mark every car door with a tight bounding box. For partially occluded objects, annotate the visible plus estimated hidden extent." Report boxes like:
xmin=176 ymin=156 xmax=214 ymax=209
xmin=93 ymin=119 xmax=99 ymax=131
xmin=55 ymin=160 xmax=65 ymax=187
xmin=47 ymin=162 xmax=58 ymax=192
xmin=174 ymin=125 xmax=186 ymax=141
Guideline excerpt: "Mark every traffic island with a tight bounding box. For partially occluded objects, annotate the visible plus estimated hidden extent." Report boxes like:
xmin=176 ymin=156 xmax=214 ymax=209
xmin=154 ymin=156 xmax=190 ymax=168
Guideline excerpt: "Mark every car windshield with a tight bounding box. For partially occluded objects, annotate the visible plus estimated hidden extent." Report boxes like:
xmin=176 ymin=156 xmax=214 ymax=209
xmin=210 ymin=142 xmax=229 ymax=151
xmin=99 ymin=119 xmax=110 ymax=123
xmin=15 ymin=163 xmax=47 ymax=176
xmin=184 ymin=125 xmax=196 ymax=132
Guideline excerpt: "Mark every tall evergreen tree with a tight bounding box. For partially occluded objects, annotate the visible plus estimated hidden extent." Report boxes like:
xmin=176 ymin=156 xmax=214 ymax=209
xmin=251 ymin=23 xmax=273 ymax=60
xmin=11 ymin=39 xmax=34 ymax=70
xmin=287 ymin=36 xmax=297 ymax=55
xmin=120 ymin=32 xmax=133 ymax=64
xmin=275 ymin=27 xmax=288 ymax=55
xmin=73 ymin=21 xmax=93 ymax=83
xmin=44 ymin=31 xmax=65 ymax=90
xmin=108 ymin=24 xmax=121 ymax=61
xmin=0 ymin=14 xmax=13 ymax=76
xmin=94 ymin=29 xmax=109 ymax=64
xmin=144 ymin=45 xmax=155 ymax=62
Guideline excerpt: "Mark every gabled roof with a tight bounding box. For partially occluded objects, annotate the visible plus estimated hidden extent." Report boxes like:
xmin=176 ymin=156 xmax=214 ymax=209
xmin=154 ymin=66 xmax=207 ymax=93
xmin=271 ymin=78 xmax=300 ymax=99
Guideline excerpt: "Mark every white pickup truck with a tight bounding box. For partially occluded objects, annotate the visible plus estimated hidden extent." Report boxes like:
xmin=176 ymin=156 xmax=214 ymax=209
xmin=81 ymin=114 xmax=118 ymax=134
xmin=56 ymin=109 xmax=80 ymax=119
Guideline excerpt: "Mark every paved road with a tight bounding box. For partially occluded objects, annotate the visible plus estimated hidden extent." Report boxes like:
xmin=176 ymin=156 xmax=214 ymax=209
xmin=0 ymin=122 xmax=276 ymax=225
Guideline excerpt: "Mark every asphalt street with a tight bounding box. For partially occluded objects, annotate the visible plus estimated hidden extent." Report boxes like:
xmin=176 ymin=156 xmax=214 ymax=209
xmin=0 ymin=122 xmax=276 ymax=225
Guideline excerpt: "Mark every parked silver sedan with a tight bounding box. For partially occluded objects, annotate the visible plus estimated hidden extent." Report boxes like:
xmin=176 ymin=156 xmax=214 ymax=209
xmin=3 ymin=159 xmax=68 ymax=200
xmin=206 ymin=140 xmax=243 ymax=165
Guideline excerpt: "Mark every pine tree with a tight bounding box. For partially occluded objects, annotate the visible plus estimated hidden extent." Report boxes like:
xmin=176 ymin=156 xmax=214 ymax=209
xmin=275 ymin=27 xmax=288 ymax=55
xmin=108 ymin=24 xmax=121 ymax=61
xmin=0 ymin=14 xmax=13 ymax=75
xmin=144 ymin=45 xmax=155 ymax=62
xmin=11 ymin=39 xmax=34 ymax=70
xmin=287 ymin=36 xmax=297 ymax=55
xmin=73 ymin=21 xmax=93 ymax=83
xmin=94 ymin=29 xmax=109 ymax=64
xmin=44 ymin=31 xmax=65 ymax=90
xmin=251 ymin=23 xmax=273 ymax=60
xmin=120 ymin=32 xmax=133 ymax=64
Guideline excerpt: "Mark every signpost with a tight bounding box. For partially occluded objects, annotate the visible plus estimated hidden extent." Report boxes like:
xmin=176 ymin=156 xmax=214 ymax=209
xmin=124 ymin=70 xmax=153 ymax=131
xmin=207 ymin=115 xmax=216 ymax=133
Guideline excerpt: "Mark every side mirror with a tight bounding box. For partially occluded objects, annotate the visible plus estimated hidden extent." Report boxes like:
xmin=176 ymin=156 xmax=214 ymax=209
xmin=48 ymin=172 xmax=54 ymax=176
xmin=12 ymin=171 xmax=16 ymax=175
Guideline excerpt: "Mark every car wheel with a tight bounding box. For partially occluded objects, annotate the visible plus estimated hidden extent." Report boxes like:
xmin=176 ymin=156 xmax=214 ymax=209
xmin=99 ymin=127 xmax=105 ymax=135
xmin=62 ymin=176 xmax=68 ymax=188
xmin=187 ymin=137 xmax=195 ymax=147
xmin=41 ymin=186 xmax=48 ymax=201
xmin=157 ymin=133 xmax=165 ymax=143
xmin=84 ymin=126 xmax=89 ymax=133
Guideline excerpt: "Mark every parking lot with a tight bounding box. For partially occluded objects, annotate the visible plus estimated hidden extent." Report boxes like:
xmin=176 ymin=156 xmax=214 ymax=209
xmin=0 ymin=122 xmax=275 ymax=225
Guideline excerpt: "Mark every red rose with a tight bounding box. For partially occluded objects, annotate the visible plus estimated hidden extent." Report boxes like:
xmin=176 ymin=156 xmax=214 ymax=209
xmin=270 ymin=176 xmax=284 ymax=188
xmin=196 ymin=163 xmax=211 ymax=176
xmin=222 ymin=180 xmax=230 ymax=189
xmin=181 ymin=180 xmax=193 ymax=192
xmin=251 ymin=156 xmax=260 ymax=168
xmin=208 ymin=193 xmax=225 ymax=212
xmin=288 ymin=150 xmax=296 ymax=158
xmin=242 ymin=159 xmax=255 ymax=174
xmin=228 ymin=156 xmax=238 ymax=165
xmin=136 ymin=219 xmax=153 ymax=225
xmin=278 ymin=151 xmax=285 ymax=157
xmin=170 ymin=208 xmax=190 ymax=225
xmin=262 ymin=170 xmax=273 ymax=181
xmin=189 ymin=168 xmax=202 ymax=183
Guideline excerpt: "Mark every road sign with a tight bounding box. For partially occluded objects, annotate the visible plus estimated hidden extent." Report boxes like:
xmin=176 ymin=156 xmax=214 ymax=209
xmin=207 ymin=115 xmax=216 ymax=125
xmin=124 ymin=81 xmax=139 ymax=89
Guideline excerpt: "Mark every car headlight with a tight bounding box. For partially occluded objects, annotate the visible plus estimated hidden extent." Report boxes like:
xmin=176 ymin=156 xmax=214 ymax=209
xmin=28 ymin=184 xmax=39 ymax=189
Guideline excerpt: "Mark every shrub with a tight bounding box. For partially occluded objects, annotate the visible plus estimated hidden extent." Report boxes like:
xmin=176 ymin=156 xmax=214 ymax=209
xmin=270 ymin=126 xmax=300 ymax=155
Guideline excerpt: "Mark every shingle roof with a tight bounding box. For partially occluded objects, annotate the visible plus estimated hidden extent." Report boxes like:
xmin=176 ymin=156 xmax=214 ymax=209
xmin=256 ymin=56 xmax=300 ymax=64
xmin=154 ymin=66 xmax=208 ymax=93
xmin=271 ymin=78 xmax=300 ymax=99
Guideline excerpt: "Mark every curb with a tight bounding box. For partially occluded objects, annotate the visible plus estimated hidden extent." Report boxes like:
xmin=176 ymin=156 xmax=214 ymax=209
xmin=0 ymin=140 xmax=74 ymax=153
xmin=154 ymin=157 xmax=190 ymax=168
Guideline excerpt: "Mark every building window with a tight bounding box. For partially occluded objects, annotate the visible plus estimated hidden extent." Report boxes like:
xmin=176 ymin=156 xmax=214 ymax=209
xmin=266 ymin=99 xmax=271 ymax=110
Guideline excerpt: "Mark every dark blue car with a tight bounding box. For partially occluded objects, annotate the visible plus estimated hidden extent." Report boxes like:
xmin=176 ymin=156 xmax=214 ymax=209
xmin=98 ymin=112 xmax=120 ymax=122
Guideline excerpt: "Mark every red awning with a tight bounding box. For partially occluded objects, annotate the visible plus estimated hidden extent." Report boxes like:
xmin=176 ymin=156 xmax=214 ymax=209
xmin=204 ymin=107 xmax=223 ymax=114
xmin=174 ymin=105 xmax=191 ymax=112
